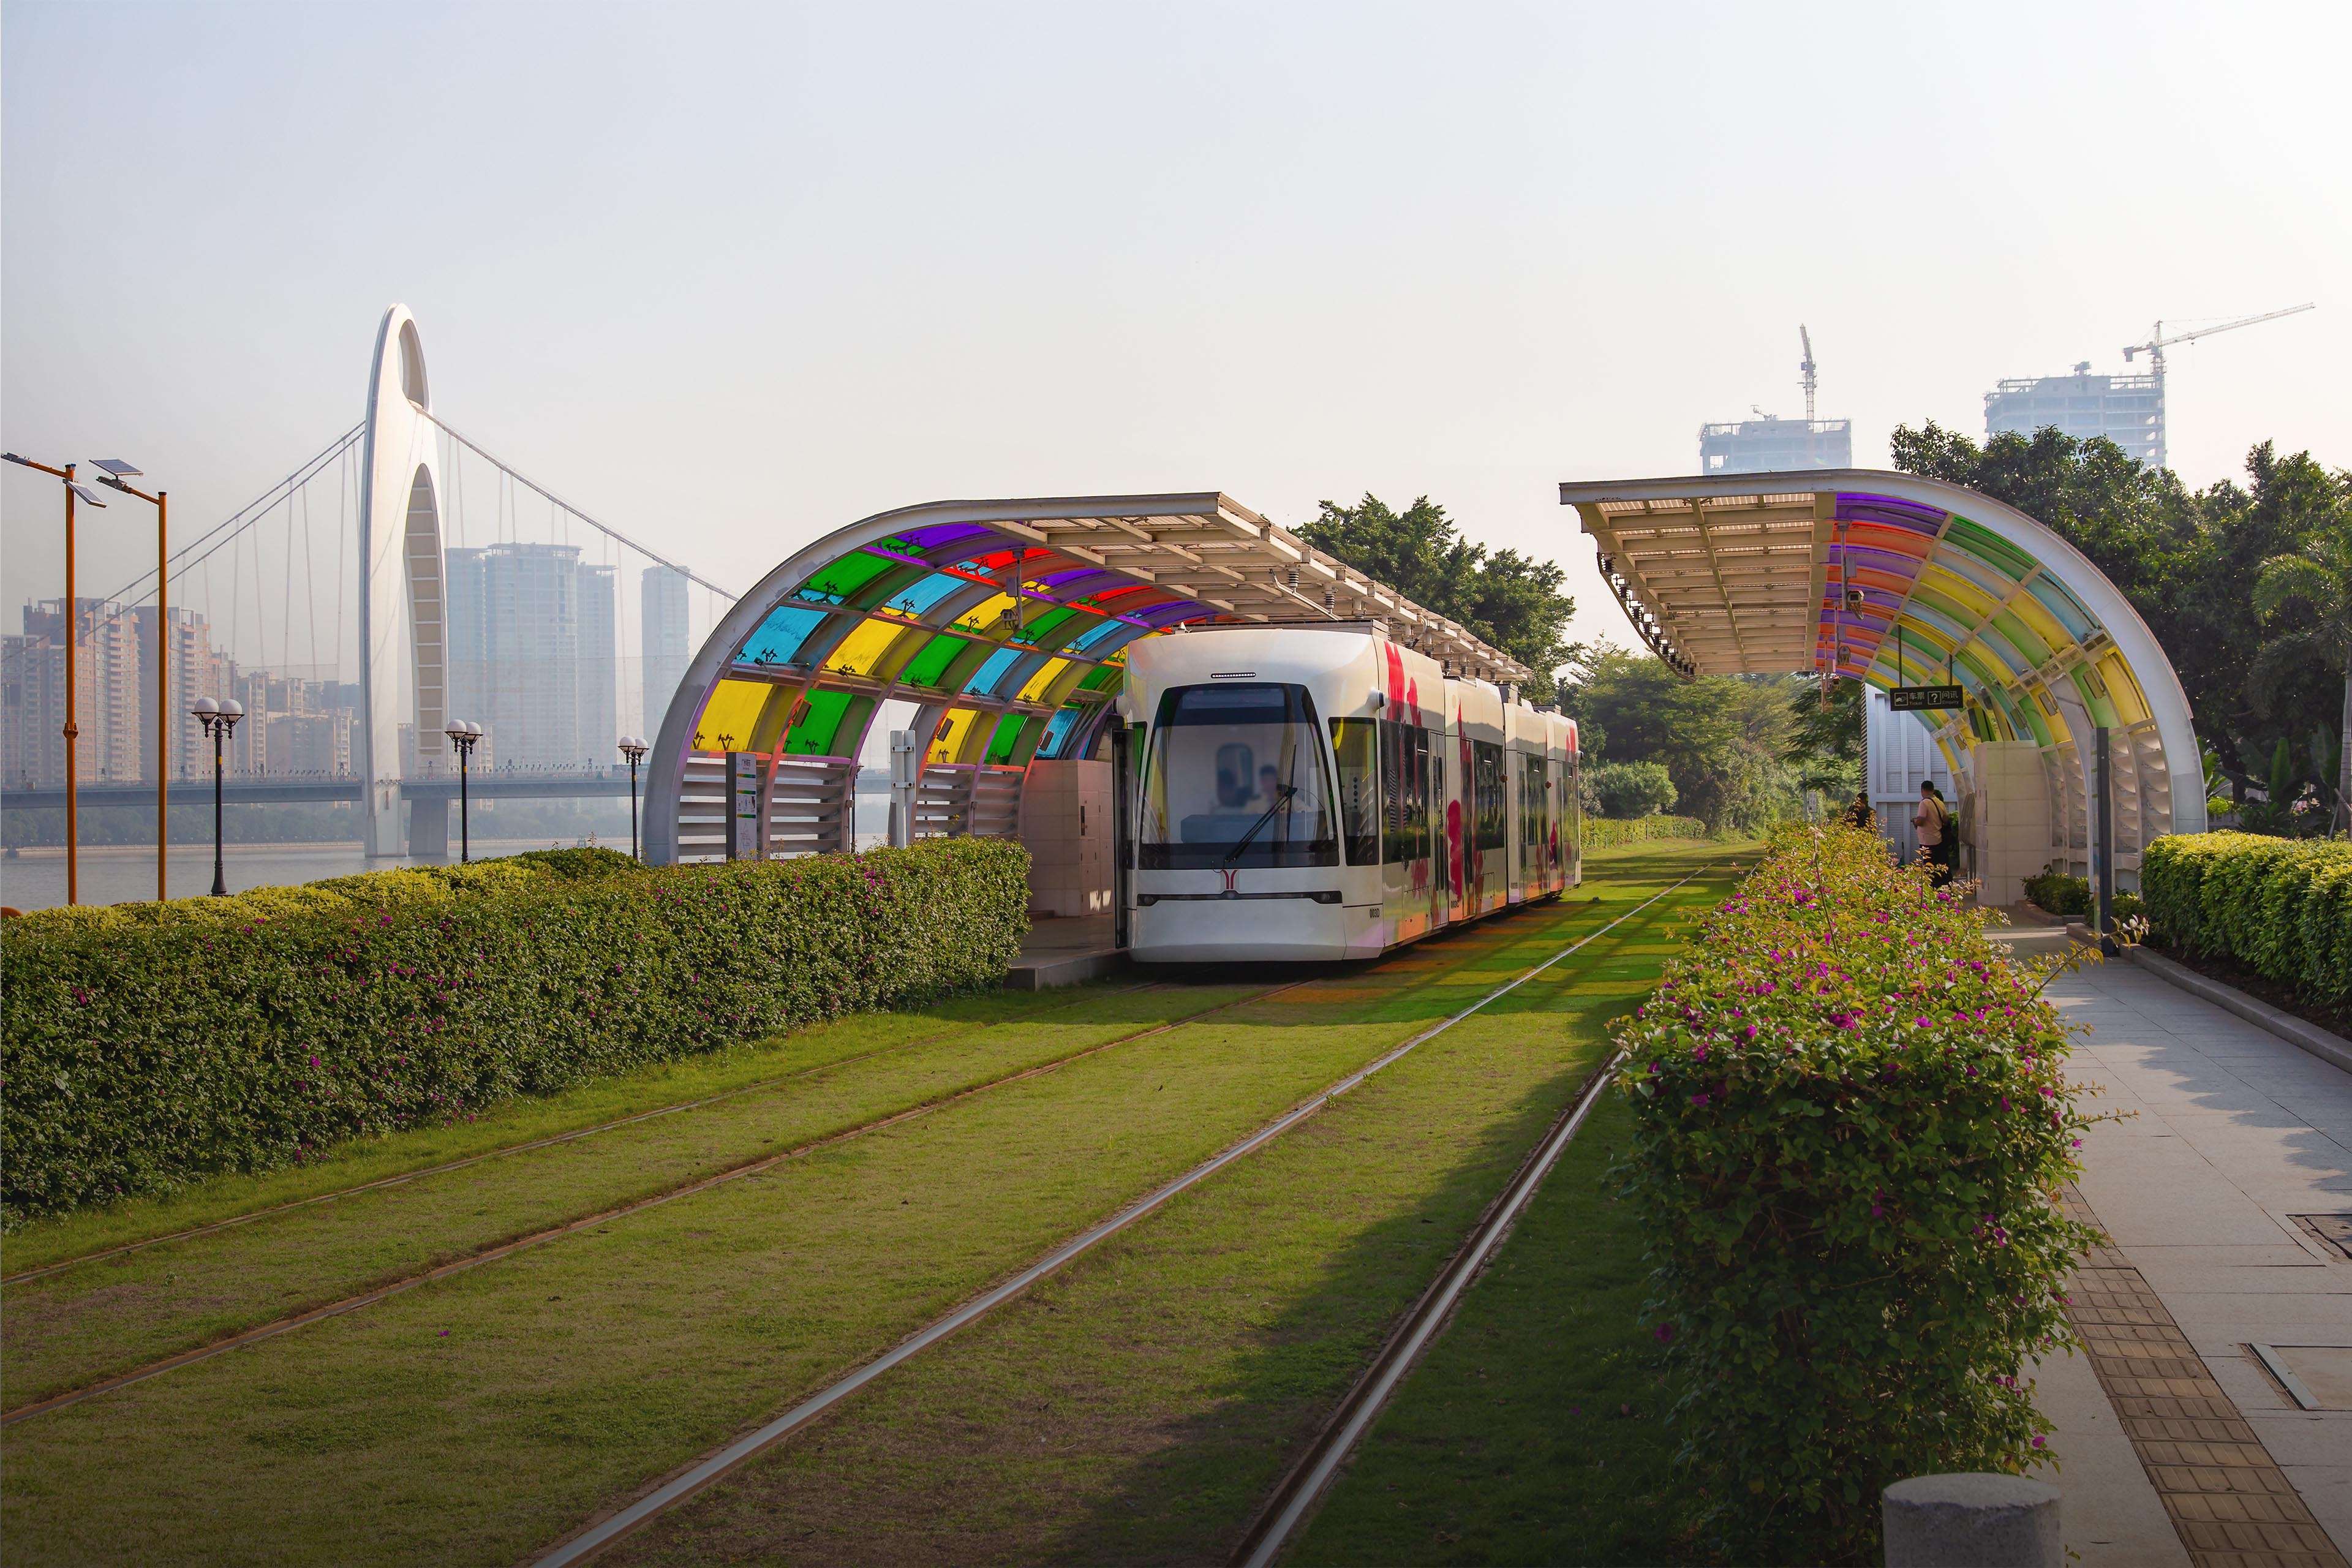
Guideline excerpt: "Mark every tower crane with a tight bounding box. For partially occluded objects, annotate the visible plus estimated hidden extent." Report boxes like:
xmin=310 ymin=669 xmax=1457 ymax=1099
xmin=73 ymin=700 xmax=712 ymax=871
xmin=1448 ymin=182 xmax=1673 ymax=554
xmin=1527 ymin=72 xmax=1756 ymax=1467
xmin=1799 ymin=325 xmax=1819 ymax=466
xmin=2121 ymin=303 xmax=2315 ymax=469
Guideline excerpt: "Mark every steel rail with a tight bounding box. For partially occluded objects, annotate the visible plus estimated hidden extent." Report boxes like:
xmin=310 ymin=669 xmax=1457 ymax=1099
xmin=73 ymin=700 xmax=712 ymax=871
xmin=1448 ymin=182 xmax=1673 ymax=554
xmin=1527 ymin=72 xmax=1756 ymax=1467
xmin=530 ymin=869 xmax=1717 ymax=1567
xmin=0 ymin=981 xmax=1297 ymax=1427
xmin=2 ymin=985 xmax=1157 ymax=1288
xmin=1232 ymin=1046 xmax=1638 ymax=1568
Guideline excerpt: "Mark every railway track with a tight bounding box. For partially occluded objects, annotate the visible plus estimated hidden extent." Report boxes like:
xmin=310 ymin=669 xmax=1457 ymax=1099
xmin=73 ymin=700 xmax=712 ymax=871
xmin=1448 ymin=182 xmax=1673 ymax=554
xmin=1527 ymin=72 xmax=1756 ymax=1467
xmin=529 ymin=864 xmax=1717 ymax=1567
xmin=1231 ymin=1049 xmax=1628 ymax=1567
xmin=2 ymin=982 xmax=1156 ymax=1289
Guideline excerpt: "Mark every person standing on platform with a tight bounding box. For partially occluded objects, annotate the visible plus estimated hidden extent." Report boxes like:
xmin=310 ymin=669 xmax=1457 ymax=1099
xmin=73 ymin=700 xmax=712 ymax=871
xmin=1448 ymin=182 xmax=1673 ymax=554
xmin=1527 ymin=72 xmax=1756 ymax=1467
xmin=1913 ymin=779 xmax=1951 ymax=886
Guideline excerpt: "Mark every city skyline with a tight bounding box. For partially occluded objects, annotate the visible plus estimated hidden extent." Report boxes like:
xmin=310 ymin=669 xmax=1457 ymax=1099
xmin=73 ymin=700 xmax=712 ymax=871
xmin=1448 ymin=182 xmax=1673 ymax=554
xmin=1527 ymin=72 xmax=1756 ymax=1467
xmin=4 ymin=2 xmax=2345 ymax=674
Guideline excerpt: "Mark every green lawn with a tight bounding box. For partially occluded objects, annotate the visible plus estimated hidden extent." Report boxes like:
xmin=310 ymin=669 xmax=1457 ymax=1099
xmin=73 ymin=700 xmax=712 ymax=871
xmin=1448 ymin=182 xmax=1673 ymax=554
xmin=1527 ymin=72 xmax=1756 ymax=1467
xmin=2 ymin=840 xmax=1742 ymax=1567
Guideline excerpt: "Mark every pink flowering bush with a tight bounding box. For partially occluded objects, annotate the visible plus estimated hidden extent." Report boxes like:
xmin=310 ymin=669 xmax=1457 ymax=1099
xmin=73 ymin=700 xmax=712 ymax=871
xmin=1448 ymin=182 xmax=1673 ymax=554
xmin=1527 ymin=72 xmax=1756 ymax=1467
xmin=1610 ymin=824 xmax=2101 ymax=1561
xmin=1 ymin=839 xmax=1028 ymax=1223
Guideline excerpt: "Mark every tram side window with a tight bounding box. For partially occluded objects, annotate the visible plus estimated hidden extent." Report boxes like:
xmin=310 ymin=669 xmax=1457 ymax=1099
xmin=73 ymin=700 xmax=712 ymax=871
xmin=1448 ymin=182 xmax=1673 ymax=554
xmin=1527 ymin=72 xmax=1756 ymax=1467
xmin=1473 ymin=740 xmax=1505 ymax=853
xmin=1520 ymin=753 xmax=1545 ymax=864
xmin=1329 ymin=718 xmax=1379 ymax=865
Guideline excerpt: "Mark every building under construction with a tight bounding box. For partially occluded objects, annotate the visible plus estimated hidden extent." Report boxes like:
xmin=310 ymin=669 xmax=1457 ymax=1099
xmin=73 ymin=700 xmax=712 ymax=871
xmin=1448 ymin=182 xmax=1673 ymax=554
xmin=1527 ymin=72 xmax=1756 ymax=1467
xmin=1698 ymin=326 xmax=1853 ymax=475
xmin=1698 ymin=416 xmax=1852 ymax=474
xmin=1983 ymin=366 xmax=2162 ymax=466
xmin=1985 ymin=304 xmax=2313 ymax=471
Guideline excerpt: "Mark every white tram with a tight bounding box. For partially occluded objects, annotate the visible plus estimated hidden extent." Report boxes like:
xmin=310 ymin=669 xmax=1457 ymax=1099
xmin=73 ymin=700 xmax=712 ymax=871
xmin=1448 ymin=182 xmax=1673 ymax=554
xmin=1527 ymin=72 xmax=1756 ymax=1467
xmin=1117 ymin=623 xmax=1580 ymax=963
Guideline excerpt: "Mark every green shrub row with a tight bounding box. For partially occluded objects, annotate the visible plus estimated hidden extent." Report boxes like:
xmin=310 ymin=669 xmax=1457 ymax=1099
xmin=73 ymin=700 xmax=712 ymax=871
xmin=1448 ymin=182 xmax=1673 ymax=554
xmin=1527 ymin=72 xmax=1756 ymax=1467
xmin=1610 ymin=825 xmax=2099 ymax=1560
xmin=2141 ymin=832 xmax=2352 ymax=1008
xmin=2019 ymin=873 xmax=2143 ymax=927
xmin=0 ymin=840 xmax=1030 ymax=1224
xmin=1583 ymin=813 xmax=1708 ymax=850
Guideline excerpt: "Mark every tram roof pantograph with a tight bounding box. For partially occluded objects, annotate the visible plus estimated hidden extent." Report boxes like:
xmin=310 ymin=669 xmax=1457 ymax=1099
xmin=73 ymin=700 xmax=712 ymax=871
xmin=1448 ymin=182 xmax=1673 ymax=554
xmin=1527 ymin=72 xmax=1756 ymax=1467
xmin=1558 ymin=469 xmax=2207 ymax=844
xmin=647 ymin=494 xmax=1530 ymax=864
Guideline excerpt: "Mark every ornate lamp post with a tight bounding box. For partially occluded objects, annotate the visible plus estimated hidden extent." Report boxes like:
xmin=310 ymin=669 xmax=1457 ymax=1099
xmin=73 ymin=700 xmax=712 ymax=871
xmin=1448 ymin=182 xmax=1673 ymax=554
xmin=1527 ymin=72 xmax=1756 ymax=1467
xmin=190 ymin=695 xmax=244 ymax=896
xmin=3 ymin=453 xmax=112 ymax=905
xmin=618 ymin=736 xmax=649 ymax=861
xmin=445 ymin=720 xmax=483 ymax=862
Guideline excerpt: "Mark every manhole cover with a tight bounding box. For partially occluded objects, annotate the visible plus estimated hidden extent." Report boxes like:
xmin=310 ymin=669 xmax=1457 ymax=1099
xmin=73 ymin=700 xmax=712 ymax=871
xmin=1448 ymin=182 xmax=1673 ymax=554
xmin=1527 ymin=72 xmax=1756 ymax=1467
xmin=2291 ymin=1213 xmax=2352 ymax=1260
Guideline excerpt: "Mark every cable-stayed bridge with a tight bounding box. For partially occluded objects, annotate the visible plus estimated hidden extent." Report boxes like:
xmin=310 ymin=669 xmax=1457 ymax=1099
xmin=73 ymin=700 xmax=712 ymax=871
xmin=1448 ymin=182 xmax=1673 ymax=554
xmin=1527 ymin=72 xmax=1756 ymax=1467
xmin=5 ymin=306 xmax=737 ymax=862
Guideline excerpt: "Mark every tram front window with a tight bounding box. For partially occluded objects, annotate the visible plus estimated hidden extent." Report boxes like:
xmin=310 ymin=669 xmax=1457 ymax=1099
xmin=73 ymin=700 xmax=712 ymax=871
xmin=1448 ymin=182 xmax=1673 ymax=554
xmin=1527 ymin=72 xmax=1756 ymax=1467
xmin=1140 ymin=684 xmax=1338 ymax=869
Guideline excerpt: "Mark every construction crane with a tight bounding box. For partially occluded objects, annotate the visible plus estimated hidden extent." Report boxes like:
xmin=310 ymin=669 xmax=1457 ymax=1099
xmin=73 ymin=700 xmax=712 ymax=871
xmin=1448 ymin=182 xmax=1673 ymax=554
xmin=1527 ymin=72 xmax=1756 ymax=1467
xmin=2122 ymin=303 xmax=2315 ymax=468
xmin=1799 ymin=325 xmax=1819 ymax=466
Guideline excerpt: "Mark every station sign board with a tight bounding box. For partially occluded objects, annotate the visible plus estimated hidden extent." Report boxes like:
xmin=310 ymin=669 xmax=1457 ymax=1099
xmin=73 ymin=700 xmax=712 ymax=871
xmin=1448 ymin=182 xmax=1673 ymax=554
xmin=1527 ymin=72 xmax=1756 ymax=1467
xmin=1890 ymin=685 xmax=1964 ymax=713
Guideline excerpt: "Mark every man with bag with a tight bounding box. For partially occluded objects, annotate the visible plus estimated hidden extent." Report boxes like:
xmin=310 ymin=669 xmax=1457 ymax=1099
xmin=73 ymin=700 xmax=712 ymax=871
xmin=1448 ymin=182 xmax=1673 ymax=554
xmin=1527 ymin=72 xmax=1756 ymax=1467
xmin=1913 ymin=780 xmax=1951 ymax=886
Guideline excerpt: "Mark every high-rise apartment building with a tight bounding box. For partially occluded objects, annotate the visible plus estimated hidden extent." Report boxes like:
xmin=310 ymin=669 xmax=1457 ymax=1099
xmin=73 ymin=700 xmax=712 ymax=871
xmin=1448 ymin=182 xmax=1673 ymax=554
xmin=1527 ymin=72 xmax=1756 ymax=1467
xmin=1982 ymin=365 xmax=2162 ymax=466
xmin=12 ymin=600 xmax=145 ymax=783
xmin=1698 ymin=417 xmax=1853 ymax=475
xmin=445 ymin=541 xmax=617 ymax=769
xmin=641 ymin=564 xmax=691 ymax=741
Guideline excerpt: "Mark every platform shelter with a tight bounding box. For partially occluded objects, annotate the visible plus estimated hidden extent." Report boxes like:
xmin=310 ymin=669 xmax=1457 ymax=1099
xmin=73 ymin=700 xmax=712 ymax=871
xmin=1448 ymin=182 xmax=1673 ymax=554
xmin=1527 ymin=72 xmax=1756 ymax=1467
xmin=644 ymin=493 xmax=1526 ymax=919
xmin=1558 ymin=470 xmax=2206 ymax=901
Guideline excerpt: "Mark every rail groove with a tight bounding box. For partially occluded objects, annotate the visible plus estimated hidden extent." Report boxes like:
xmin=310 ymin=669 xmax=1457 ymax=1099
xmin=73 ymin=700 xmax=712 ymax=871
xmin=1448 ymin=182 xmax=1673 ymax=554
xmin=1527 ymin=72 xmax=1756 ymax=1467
xmin=2 ymin=984 xmax=1156 ymax=1287
xmin=530 ymin=865 xmax=1717 ymax=1567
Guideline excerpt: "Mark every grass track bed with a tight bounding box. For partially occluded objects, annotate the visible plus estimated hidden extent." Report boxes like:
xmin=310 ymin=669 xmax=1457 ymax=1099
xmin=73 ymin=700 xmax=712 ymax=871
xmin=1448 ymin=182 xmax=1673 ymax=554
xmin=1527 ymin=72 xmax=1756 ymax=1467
xmin=1289 ymin=1091 xmax=1704 ymax=1567
xmin=1 ymin=843 xmax=1736 ymax=1566
xmin=596 ymin=845 xmax=1740 ymax=1567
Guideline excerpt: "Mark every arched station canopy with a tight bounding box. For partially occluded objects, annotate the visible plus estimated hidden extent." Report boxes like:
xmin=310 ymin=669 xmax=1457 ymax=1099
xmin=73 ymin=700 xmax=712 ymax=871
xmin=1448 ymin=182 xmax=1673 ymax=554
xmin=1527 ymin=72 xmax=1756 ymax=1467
xmin=647 ymin=492 xmax=1526 ymax=864
xmin=1557 ymin=469 xmax=2207 ymax=851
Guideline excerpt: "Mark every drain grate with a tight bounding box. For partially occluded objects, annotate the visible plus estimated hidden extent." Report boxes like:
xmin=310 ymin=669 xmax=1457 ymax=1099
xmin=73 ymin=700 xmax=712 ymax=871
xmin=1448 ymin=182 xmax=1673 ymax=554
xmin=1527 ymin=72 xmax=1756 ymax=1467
xmin=2291 ymin=1213 xmax=2352 ymax=1260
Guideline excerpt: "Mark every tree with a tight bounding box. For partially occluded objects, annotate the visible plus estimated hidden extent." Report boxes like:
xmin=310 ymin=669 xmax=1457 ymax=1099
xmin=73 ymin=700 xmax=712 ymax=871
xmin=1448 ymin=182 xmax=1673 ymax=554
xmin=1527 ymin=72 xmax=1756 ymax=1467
xmin=1589 ymin=760 xmax=1676 ymax=818
xmin=1785 ymin=673 xmax=1863 ymax=799
xmin=1559 ymin=647 xmax=1800 ymax=832
xmin=2252 ymin=524 xmax=2352 ymax=829
xmin=1298 ymin=494 xmax=1577 ymax=703
xmin=1891 ymin=422 xmax=2352 ymax=793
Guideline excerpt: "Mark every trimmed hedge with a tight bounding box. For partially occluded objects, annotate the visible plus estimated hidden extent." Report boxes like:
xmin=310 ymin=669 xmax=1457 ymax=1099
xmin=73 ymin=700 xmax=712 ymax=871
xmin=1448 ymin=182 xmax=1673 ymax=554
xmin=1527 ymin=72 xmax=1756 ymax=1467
xmin=1 ymin=840 xmax=1029 ymax=1224
xmin=2141 ymin=832 xmax=2352 ymax=1009
xmin=1584 ymin=813 xmax=1708 ymax=850
xmin=1611 ymin=826 xmax=2098 ymax=1559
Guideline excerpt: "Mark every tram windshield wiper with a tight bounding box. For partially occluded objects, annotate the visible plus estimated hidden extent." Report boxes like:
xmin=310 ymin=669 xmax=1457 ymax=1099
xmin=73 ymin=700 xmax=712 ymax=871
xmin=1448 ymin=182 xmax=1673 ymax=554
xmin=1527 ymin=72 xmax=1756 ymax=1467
xmin=1224 ymin=783 xmax=1298 ymax=865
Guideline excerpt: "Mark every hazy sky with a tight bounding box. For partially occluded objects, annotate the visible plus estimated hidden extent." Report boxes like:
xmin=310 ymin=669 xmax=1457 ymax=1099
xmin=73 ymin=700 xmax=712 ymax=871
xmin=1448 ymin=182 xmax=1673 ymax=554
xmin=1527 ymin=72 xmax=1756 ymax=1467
xmin=5 ymin=0 xmax=2346 ymax=671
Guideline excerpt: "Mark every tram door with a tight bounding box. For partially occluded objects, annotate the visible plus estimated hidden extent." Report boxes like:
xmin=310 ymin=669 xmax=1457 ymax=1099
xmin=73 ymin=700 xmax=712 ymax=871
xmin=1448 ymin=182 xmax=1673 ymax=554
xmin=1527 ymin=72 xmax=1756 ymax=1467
xmin=1378 ymin=718 xmax=1434 ymax=941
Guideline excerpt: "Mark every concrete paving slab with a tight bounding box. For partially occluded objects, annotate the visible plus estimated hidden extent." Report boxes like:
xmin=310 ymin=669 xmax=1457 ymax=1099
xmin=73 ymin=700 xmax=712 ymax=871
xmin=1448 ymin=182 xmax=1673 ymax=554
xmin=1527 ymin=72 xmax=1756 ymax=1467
xmin=2051 ymin=946 xmax=2352 ymax=1559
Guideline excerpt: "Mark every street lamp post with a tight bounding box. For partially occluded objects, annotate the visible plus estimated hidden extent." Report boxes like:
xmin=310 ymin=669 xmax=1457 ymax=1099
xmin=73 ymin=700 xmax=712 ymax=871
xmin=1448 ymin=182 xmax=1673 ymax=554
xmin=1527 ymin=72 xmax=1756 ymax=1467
xmin=445 ymin=720 xmax=482 ymax=862
xmin=191 ymin=696 xmax=244 ymax=896
xmin=3 ymin=454 xmax=111 ymax=905
xmin=618 ymin=736 xmax=649 ymax=860
xmin=91 ymin=461 xmax=168 ymax=902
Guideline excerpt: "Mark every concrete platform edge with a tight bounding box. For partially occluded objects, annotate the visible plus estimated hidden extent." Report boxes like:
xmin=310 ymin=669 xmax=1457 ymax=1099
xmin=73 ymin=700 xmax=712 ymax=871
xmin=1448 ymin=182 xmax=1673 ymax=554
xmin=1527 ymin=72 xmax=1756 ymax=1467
xmin=1005 ymin=951 xmax=1125 ymax=990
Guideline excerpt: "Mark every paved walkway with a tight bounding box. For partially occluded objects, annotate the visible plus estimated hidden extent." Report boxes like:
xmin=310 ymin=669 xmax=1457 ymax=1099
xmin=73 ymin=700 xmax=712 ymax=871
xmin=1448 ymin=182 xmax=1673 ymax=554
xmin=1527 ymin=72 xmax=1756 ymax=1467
xmin=2013 ymin=927 xmax=2352 ymax=1566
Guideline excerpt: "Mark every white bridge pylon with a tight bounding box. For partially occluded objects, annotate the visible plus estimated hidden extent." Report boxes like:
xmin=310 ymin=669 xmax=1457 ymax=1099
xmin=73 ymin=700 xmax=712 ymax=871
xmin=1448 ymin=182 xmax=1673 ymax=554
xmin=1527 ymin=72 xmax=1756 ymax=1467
xmin=358 ymin=305 xmax=445 ymax=857
xmin=349 ymin=305 xmax=736 ymax=858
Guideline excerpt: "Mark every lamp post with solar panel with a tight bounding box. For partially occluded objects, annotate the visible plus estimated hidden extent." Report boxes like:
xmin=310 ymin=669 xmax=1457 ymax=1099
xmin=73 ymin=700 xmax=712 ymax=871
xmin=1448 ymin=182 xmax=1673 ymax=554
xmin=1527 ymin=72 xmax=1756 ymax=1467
xmin=89 ymin=459 xmax=170 ymax=902
xmin=2 ymin=453 xmax=113 ymax=905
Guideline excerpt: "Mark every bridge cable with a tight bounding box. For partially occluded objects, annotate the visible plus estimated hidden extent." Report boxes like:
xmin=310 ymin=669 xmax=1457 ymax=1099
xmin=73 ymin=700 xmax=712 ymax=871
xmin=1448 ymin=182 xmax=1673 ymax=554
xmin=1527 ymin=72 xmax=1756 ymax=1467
xmin=419 ymin=409 xmax=737 ymax=601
